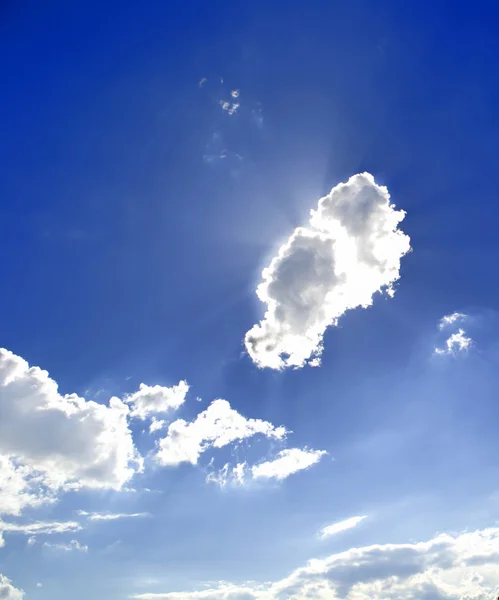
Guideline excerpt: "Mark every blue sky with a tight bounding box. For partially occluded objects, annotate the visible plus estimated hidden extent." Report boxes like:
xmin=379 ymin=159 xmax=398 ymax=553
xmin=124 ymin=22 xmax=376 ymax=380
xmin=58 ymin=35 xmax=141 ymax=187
xmin=1 ymin=1 xmax=499 ymax=599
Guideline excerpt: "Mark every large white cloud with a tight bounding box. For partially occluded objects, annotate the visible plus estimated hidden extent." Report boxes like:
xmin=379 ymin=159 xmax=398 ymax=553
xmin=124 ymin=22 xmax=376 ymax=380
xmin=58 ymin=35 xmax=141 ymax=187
xmin=126 ymin=381 xmax=189 ymax=420
xmin=0 ymin=575 xmax=23 ymax=600
xmin=131 ymin=527 xmax=499 ymax=599
xmin=245 ymin=173 xmax=411 ymax=369
xmin=156 ymin=399 xmax=287 ymax=467
xmin=0 ymin=348 xmax=141 ymax=510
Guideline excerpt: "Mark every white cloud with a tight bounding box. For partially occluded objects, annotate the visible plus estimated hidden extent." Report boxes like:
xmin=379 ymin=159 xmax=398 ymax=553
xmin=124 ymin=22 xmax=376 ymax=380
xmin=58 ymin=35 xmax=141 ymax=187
xmin=319 ymin=515 xmax=367 ymax=539
xmin=36 ymin=583 xmax=42 ymax=588
xmin=439 ymin=312 xmax=467 ymax=329
xmin=0 ymin=348 xmax=141 ymax=497
xmin=206 ymin=448 xmax=325 ymax=487
xmin=0 ymin=456 xmax=54 ymax=517
xmin=0 ymin=519 xmax=82 ymax=548
xmin=156 ymin=399 xmax=287 ymax=467
xmin=149 ymin=418 xmax=166 ymax=433
xmin=245 ymin=173 xmax=411 ymax=369
xmin=434 ymin=312 xmax=473 ymax=356
xmin=43 ymin=539 xmax=88 ymax=553
xmin=130 ymin=527 xmax=499 ymax=599
xmin=126 ymin=381 xmax=189 ymax=420
xmin=435 ymin=328 xmax=473 ymax=356
xmin=77 ymin=510 xmax=148 ymax=521
xmin=0 ymin=575 xmax=23 ymax=600
xmin=251 ymin=448 xmax=326 ymax=481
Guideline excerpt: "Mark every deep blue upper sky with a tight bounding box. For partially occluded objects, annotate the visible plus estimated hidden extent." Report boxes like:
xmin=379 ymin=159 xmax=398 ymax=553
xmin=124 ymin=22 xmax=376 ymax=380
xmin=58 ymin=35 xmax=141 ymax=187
xmin=1 ymin=1 xmax=499 ymax=599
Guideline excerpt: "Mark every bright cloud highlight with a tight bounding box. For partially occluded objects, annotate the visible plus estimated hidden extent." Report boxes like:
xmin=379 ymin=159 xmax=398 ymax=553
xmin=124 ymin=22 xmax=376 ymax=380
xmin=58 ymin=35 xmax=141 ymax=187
xmin=245 ymin=173 xmax=411 ymax=369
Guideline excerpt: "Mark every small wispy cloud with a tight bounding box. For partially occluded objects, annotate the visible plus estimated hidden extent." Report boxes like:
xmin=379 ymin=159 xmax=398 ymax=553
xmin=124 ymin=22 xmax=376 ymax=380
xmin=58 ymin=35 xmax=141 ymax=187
xmin=252 ymin=448 xmax=326 ymax=481
xmin=434 ymin=312 xmax=472 ymax=356
xmin=434 ymin=328 xmax=473 ymax=356
xmin=220 ymin=99 xmax=239 ymax=115
xmin=0 ymin=519 xmax=82 ymax=547
xmin=319 ymin=515 xmax=367 ymax=539
xmin=205 ymin=462 xmax=247 ymax=488
xmin=439 ymin=312 xmax=467 ymax=329
xmin=206 ymin=448 xmax=326 ymax=488
xmin=43 ymin=539 xmax=88 ymax=553
xmin=77 ymin=510 xmax=149 ymax=522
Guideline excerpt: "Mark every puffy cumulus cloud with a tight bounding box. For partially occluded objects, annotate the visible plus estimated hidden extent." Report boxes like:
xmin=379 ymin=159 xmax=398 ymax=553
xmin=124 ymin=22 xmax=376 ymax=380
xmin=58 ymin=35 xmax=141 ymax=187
xmin=0 ymin=574 xmax=23 ymax=600
xmin=319 ymin=515 xmax=367 ymax=539
xmin=251 ymin=448 xmax=326 ymax=481
xmin=77 ymin=510 xmax=148 ymax=521
xmin=155 ymin=400 xmax=287 ymax=467
xmin=0 ymin=348 xmax=141 ymax=496
xmin=245 ymin=173 xmax=411 ymax=369
xmin=131 ymin=527 xmax=499 ymax=599
xmin=126 ymin=381 xmax=189 ymax=420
